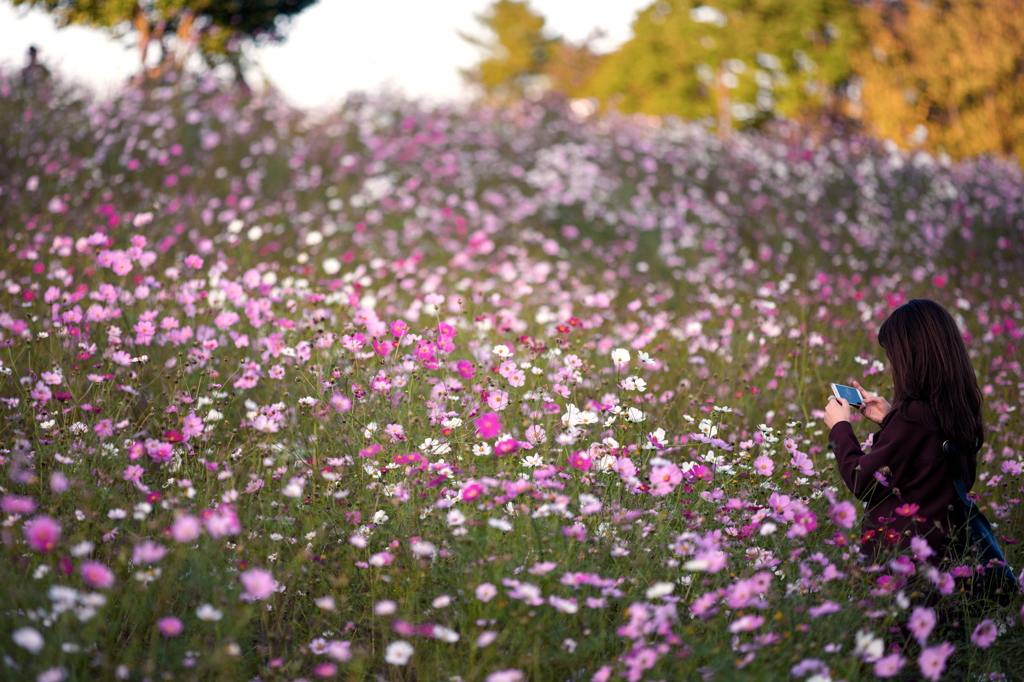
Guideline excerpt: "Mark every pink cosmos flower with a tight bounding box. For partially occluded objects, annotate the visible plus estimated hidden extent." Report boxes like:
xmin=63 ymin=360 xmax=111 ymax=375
xmin=171 ymin=515 xmax=203 ymax=543
xmin=1 ymin=494 xmax=37 ymax=514
xmin=123 ymin=465 xmax=145 ymax=483
xmin=145 ymin=439 xmax=174 ymax=463
xmin=873 ymin=653 xmax=905 ymax=678
xmin=753 ymin=455 xmax=774 ymax=476
xmin=918 ymin=642 xmax=955 ymax=681
xmin=474 ymin=412 xmax=502 ymax=439
xmin=970 ymin=619 xmax=997 ymax=648
xmin=157 ymin=617 xmax=183 ymax=637
xmin=908 ymin=606 xmax=936 ymax=644
xmin=494 ymin=438 xmax=519 ymax=456
xmin=649 ymin=464 xmax=682 ymax=496
xmin=327 ymin=640 xmax=352 ymax=662
xmin=486 ymin=390 xmax=509 ymax=411
xmin=23 ymin=515 xmax=61 ymax=553
xmin=369 ymin=552 xmax=394 ymax=567
xmin=313 ymin=663 xmax=337 ymax=678
xmin=456 ymin=360 xmax=475 ymax=379
xmin=828 ymin=501 xmax=857 ymax=529
xmin=50 ymin=472 xmax=69 ymax=493
xmin=911 ymin=536 xmax=935 ymax=562
xmin=80 ymin=561 xmax=115 ymax=589
xmin=182 ymin=412 xmax=203 ymax=440
xmin=476 ymin=583 xmax=498 ymax=602
xmin=203 ymin=504 xmax=241 ymax=537
xmin=240 ymin=568 xmax=278 ymax=600
xmin=132 ymin=540 xmax=168 ymax=564
xmin=895 ymin=503 xmax=921 ymax=517
xmin=728 ymin=615 xmax=765 ymax=633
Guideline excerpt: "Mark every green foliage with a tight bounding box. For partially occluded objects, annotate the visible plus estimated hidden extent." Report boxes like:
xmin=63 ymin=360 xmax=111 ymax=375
xmin=8 ymin=0 xmax=318 ymax=67
xmin=586 ymin=0 xmax=867 ymax=126
xmin=459 ymin=0 xmax=561 ymax=99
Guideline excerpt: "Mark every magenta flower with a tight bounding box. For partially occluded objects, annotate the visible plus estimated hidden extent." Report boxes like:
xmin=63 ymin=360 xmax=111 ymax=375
xmin=23 ymin=515 xmax=61 ymax=553
xmin=157 ymin=617 xmax=183 ymax=636
xmin=970 ymin=619 xmax=997 ymax=648
xmin=313 ymin=662 xmax=337 ymax=678
xmin=473 ymin=411 xmax=502 ymax=439
xmin=918 ymin=642 xmax=955 ymax=681
xmin=456 ymin=360 xmax=475 ymax=379
xmin=493 ymin=438 xmax=519 ymax=456
xmin=240 ymin=568 xmax=278 ymax=600
xmin=80 ymin=561 xmax=115 ymax=589
xmin=1 ymin=494 xmax=36 ymax=514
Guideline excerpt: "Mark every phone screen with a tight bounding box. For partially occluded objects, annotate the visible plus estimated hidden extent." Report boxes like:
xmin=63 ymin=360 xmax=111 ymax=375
xmin=831 ymin=383 xmax=864 ymax=406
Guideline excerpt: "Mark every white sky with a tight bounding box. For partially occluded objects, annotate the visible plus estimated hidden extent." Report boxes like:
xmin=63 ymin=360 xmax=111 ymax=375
xmin=0 ymin=0 xmax=651 ymax=108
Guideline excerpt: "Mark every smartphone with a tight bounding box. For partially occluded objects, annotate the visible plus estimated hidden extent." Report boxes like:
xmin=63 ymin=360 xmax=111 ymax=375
xmin=831 ymin=383 xmax=864 ymax=406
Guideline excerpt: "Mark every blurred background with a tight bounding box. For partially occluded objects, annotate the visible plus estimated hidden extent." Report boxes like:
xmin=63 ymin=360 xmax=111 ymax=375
xmin=3 ymin=0 xmax=1023 ymax=163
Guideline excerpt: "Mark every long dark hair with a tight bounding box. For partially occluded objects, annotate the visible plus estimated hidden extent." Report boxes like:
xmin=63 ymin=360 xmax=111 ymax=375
xmin=877 ymin=299 xmax=984 ymax=453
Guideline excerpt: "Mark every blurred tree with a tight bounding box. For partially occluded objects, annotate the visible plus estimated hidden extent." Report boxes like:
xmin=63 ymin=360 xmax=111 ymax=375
xmin=7 ymin=0 xmax=317 ymax=87
xmin=585 ymin=0 xmax=867 ymax=130
xmin=854 ymin=0 xmax=1024 ymax=161
xmin=459 ymin=0 xmax=601 ymax=100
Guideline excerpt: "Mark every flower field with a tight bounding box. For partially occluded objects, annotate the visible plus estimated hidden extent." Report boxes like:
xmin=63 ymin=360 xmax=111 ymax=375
xmin=1 ymin=72 xmax=1024 ymax=681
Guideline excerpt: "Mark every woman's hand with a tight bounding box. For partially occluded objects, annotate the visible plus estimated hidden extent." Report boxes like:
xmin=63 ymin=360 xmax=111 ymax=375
xmin=824 ymin=395 xmax=851 ymax=430
xmin=852 ymin=381 xmax=891 ymax=424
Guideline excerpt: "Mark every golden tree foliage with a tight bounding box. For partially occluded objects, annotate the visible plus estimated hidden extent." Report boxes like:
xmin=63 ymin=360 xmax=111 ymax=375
xmin=459 ymin=0 xmax=600 ymax=101
xmin=854 ymin=0 xmax=1024 ymax=161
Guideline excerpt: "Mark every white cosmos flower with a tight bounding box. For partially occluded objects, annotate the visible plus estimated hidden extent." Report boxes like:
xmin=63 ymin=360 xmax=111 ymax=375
xmin=626 ymin=407 xmax=645 ymax=423
xmin=521 ymin=454 xmax=545 ymax=468
xmin=645 ymin=582 xmax=675 ymax=600
xmin=385 ymin=640 xmax=414 ymax=665
xmin=610 ymin=348 xmax=630 ymax=367
xmin=12 ymin=626 xmax=44 ymax=654
xmin=196 ymin=604 xmax=223 ymax=621
xmin=492 ymin=344 xmax=512 ymax=358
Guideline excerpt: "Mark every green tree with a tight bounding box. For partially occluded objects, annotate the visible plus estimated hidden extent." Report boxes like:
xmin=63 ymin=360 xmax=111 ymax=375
xmin=459 ymin=0 xmax=601 ymax=100
xmin=8 ymin=0 xmax=318 ymax=85
xmin=584 ymin=0 xmax=867 ymax=129
xmin=853 ymin=0 xmax=1024 ymax=161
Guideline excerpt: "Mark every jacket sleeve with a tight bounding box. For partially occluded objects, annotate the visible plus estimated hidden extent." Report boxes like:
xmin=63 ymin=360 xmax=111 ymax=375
xmin=828 ymin=408 xmax=930 ymax=502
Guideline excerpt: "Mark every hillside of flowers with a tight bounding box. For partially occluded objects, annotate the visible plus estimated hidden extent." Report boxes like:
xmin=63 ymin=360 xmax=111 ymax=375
xmin=1 ymin=71 xmax=1024 ymax=682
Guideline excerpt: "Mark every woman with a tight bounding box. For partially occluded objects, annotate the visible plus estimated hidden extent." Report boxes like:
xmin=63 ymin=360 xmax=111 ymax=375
xmin=823 ymin=298 xmax=984 ymax=560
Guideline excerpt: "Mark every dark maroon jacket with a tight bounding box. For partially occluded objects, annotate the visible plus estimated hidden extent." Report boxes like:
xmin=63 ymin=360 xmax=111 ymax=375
xmin=828 ymin=399 xmax=977 ymax=559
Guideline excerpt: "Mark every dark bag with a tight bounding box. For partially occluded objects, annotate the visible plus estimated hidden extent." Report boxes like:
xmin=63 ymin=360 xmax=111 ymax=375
xmin=942 ymin=439 xmax=1019 ymax=604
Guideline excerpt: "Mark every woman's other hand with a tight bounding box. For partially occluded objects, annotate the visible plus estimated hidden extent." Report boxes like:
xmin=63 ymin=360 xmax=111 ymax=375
xmin=853 ymin=381 xmax=891 ymax=424
xmin=824 ymin=396 xmax=851 ymax=430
